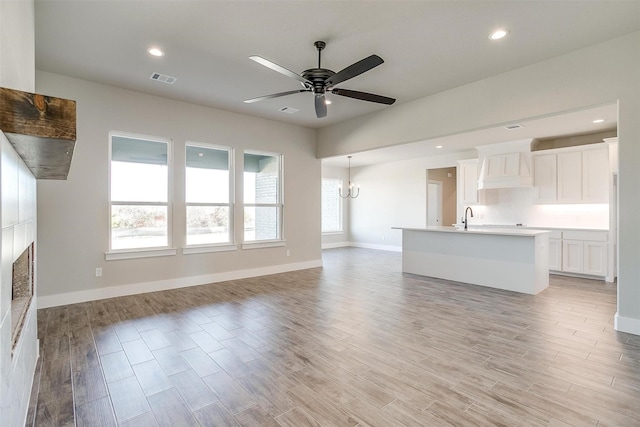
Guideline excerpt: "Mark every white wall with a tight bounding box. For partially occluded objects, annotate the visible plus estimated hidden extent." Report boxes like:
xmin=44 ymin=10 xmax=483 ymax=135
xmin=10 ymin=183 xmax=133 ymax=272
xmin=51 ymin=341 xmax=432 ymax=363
xmin=0 ymin=1 xmax=39 ymax=426
xmin=35 ymin=71 xmax=321 ymax=306
xmin=348 ymin=151 xmax=476 ymax=251
xmin=321 ymin=164 xmax=350 ymax=248
xmin=0 ymin=0 xmax=35 ymax=92
xmin=318 ymin=32 xmax=640 ymax=335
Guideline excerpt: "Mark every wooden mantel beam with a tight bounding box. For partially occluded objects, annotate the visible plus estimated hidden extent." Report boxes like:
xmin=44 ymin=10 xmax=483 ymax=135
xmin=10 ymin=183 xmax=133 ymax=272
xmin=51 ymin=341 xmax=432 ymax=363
xmin=0 ymin=87 xmax=76 ymax=179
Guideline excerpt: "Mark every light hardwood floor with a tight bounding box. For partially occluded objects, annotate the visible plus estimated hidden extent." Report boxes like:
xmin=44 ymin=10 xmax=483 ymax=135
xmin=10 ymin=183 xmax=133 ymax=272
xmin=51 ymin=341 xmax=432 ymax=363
xmin=27 ymin=247 xmax=640 ymax=426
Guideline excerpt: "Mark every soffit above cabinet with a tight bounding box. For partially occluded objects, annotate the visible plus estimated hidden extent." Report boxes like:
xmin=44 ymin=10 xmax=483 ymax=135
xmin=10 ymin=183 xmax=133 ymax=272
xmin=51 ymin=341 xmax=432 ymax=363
xmin=0 ymin=87 xmax=76 ymax=180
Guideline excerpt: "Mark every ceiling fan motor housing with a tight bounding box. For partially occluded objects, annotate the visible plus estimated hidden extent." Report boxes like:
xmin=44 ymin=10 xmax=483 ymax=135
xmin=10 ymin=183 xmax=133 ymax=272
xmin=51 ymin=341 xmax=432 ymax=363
xmin=302 ymin=68 xmax=335 ymax=94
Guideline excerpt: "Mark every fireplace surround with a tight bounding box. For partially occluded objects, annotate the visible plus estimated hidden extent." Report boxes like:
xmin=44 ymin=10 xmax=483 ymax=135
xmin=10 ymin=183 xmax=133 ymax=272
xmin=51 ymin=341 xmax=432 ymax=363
xmin=10 ymin=242 xmax=34 ymax=353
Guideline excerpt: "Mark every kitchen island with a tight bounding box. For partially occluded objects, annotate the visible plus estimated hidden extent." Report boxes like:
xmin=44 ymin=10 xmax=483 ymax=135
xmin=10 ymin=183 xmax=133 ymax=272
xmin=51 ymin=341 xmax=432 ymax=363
xmin=394 ymin=227 xmax=550 ymax=295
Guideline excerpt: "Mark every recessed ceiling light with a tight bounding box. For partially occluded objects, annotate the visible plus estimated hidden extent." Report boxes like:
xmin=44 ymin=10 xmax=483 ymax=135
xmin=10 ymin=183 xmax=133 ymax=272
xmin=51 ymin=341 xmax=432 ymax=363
xmin=147 ymin=47 xmax=164 ymax=57
xmin=489 ymin=29 xmax=509 ymax=40
xmin=325 ymin=99 xmax=332 ymax=105
xmin=592 ymin=119 xmax=605 ymax=124
xmin=436 ymin=145 xmax=443 ymax=149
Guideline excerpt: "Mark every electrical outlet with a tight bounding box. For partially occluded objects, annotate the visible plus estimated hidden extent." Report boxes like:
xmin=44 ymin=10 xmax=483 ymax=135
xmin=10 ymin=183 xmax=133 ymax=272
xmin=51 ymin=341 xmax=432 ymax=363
xmin=95 ymin=268 xmax=102 ymax=277
xmin=286 ymin=250 xmax=291 ymax=257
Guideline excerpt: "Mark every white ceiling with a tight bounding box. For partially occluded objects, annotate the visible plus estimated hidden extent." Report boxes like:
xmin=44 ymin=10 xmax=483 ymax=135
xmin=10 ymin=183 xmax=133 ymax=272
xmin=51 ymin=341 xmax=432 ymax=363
xmin=35 ymin=0 xmax=639 ymax=131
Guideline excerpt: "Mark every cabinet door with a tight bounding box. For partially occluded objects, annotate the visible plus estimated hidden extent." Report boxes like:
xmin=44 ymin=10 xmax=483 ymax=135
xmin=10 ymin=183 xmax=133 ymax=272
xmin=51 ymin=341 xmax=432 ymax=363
xmin=534 ymin=154 xmax=557 ymax=203
xmin=557 ymin=151 xmax=582 ymax=202
xmin=459 ymin=161 xmax=478 ymax=204
xmin=549 ymin=238 xmax=562 ymax=271
xmin=562 ymin=240 xmax=583 ymax=273
xmin=584 ymin=241 xmax=607 ymax=276
xmin=582 ymin=148 xmax=609 ymax=202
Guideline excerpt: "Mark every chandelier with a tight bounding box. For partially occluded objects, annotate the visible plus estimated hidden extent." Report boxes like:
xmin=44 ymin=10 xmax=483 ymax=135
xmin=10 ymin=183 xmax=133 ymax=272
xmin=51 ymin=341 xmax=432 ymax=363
xmin=338 ymin=156 xmax=359 ymax=199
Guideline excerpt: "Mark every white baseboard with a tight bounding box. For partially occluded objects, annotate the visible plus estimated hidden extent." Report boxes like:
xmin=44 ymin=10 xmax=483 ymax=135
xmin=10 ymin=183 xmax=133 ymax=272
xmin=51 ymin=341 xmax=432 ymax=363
xmin=37 ymin=259 xmax=323 ymax=309
xmin=614 ymin=312 xmax=640 ymax=336
xmin=321 ymin=242 xmax=351 ymax=249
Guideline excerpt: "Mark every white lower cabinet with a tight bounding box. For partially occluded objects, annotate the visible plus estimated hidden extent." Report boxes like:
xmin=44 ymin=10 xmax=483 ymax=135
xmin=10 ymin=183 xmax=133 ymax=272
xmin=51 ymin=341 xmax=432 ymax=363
xmin=548 ymin=230 xmax=563 ymax=271
xmin=562 ymin=240 xmax=585 ymax=274
xmin=583 ymin=241 xmax=608 ymax=276
xmin=559 ymin=231 xmax=608 ymax=277
xmin=548 ymin=238 xmax=562 ymax=271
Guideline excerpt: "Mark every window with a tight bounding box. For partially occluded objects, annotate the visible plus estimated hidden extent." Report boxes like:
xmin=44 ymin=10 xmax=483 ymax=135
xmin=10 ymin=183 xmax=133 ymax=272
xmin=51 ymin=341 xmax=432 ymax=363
xmin=243 ymin=151 xmax=283 ymax=242
xmin=185 ymin=144 xmax=233 ymax=245
xmin=322 ymin=178 xmax=343 ymax=233
xmin=109 ymin=133 xmax=171 ymax=250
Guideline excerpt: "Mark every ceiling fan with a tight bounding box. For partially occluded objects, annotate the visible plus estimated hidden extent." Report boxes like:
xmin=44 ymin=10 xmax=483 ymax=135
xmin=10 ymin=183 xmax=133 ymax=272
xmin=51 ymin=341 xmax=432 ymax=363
xmin=244 ymin=41 xmax=396 ymax=118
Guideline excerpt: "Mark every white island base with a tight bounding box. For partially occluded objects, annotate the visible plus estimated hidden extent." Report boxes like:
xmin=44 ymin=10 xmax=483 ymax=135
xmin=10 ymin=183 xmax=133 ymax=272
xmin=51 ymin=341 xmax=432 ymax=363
xmin=396 ymin=227 xmax=550 ymax=295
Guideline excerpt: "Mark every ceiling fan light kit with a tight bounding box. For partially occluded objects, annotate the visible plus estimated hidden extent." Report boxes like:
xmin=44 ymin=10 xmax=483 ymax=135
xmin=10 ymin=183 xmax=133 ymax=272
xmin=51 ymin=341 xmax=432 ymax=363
xmin=245 ymin=41 xmax=396 ymax=118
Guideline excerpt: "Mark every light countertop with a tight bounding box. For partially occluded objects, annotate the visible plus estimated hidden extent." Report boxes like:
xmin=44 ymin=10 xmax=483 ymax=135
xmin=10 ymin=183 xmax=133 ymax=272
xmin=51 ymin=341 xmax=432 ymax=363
xmin=450 ymin=224 xmax=609 ymax=232
xmin=393 ymin=226 xmax=549 ymax=237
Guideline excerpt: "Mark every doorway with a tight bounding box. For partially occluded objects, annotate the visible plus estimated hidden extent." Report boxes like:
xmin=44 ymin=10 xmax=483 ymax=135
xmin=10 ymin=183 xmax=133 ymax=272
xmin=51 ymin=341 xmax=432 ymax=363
xmin=427 ymin=180 xmax=443 ymax=226
xmin=426 ymin=167 xmax=457 ymax=227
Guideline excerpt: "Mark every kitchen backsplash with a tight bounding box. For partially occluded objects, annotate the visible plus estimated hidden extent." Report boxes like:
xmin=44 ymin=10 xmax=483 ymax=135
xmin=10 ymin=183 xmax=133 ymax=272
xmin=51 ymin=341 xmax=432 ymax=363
xmin=469 ymin=187 xmax=609 ymax=229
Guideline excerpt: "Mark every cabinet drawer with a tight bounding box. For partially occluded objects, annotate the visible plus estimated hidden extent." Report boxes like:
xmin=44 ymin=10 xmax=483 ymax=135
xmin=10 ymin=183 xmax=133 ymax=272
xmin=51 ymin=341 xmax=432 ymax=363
xmin=563 ymin=231 xmax=608 ymax=242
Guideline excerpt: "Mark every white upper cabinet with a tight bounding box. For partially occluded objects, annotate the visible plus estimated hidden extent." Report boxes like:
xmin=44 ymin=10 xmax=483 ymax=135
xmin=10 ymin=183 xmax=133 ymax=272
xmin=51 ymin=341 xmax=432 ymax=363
xmin=533 ymin=154 xmax=557 ymax=203
xmin=582 ymin=148 xmax=609 ymax=202
xmin=557 ymin=151 xmax=582 ymax=202
xmin=457 ymin=159 xmax=478 ymax=205
xmin=532 ymin=144 xmax=609 ymax=204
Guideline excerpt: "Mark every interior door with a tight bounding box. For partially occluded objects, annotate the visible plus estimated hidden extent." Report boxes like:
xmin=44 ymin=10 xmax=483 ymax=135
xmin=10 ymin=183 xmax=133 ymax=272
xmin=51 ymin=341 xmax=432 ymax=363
xmin=427 ymin=180 xmax=443 ymax=226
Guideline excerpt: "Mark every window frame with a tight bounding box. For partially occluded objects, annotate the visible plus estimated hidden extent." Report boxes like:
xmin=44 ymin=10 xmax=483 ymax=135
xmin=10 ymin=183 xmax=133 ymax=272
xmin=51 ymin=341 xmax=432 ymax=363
xmin=106 ymin=131 xmax=175 ymax=260
xmin=183 ymin=141 xmax=237 ymax=253
xmin=321 ymin=178 xmax=344 ymax=234
xmin=242 ymin=150 xmax=285 ymax=247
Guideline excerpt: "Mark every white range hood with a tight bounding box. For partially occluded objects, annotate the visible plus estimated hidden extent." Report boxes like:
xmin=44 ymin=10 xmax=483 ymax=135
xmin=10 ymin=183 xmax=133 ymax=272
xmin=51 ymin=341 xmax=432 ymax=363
xmin=476 ymin=139 xmax=534 ymax=190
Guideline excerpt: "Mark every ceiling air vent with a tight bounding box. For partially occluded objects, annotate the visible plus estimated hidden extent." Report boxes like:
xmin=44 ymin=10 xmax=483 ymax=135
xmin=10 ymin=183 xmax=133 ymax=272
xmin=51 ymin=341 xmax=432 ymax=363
xmin=149 ymin=72 xmax=177 ymax=84
xmin=505 ymin=124 xmax=524 ymax=130
xmin=279 ymin=106 xmax=299 ymax=114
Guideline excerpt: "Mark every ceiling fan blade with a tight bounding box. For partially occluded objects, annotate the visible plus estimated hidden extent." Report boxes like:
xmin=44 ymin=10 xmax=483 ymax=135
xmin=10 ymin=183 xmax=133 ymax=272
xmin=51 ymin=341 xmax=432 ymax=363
xmin=331 ymin=88 xmax=396 ymax=105
xmin=315 ymin=94 xmax=327 ymax=118
xmin=244 ymin=89 xmax=308 ymax=104
xmin=249 ymin=56 xmax=311 ymax=86
xmin=325 ymin=55 xmax=384 ymax=87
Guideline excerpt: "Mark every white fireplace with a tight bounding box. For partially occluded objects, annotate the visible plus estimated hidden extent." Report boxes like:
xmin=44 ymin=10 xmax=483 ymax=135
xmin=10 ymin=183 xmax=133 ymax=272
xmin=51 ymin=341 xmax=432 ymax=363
xmin=10 ymin=242 xmax=34 ymax=353
xmin=0 ymin=133 xmax=38 ymax=427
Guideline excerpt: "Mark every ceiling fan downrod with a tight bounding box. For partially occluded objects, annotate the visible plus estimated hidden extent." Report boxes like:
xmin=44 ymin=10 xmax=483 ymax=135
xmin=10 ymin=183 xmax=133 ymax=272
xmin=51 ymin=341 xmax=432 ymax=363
xmin=314 ymin=41 xmax=326 ymax=68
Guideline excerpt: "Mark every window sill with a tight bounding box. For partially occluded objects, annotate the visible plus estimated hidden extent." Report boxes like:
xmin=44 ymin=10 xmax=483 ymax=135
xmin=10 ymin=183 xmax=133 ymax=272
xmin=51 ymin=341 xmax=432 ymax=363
xmin=182 ymin=244 xmax=238 ymax=255
xmin=105 ymin=247 xmax=177 ymax=261
xmin=322 ymin=231 xmax=344 ymax=235
xmin=241 ymin=240 xmax=286 ymax=250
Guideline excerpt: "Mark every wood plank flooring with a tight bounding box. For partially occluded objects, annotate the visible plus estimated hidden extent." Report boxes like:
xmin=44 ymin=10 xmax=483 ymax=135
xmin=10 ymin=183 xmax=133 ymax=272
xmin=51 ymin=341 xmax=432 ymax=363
xmin=27 ymin=248 xmax=640 ymax=426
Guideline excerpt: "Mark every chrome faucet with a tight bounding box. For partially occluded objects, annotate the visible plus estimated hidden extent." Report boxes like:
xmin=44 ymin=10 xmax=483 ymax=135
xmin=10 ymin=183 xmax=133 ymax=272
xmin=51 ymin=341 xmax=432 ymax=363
xmin=464 ymin=207 xmax=474 ymax=231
